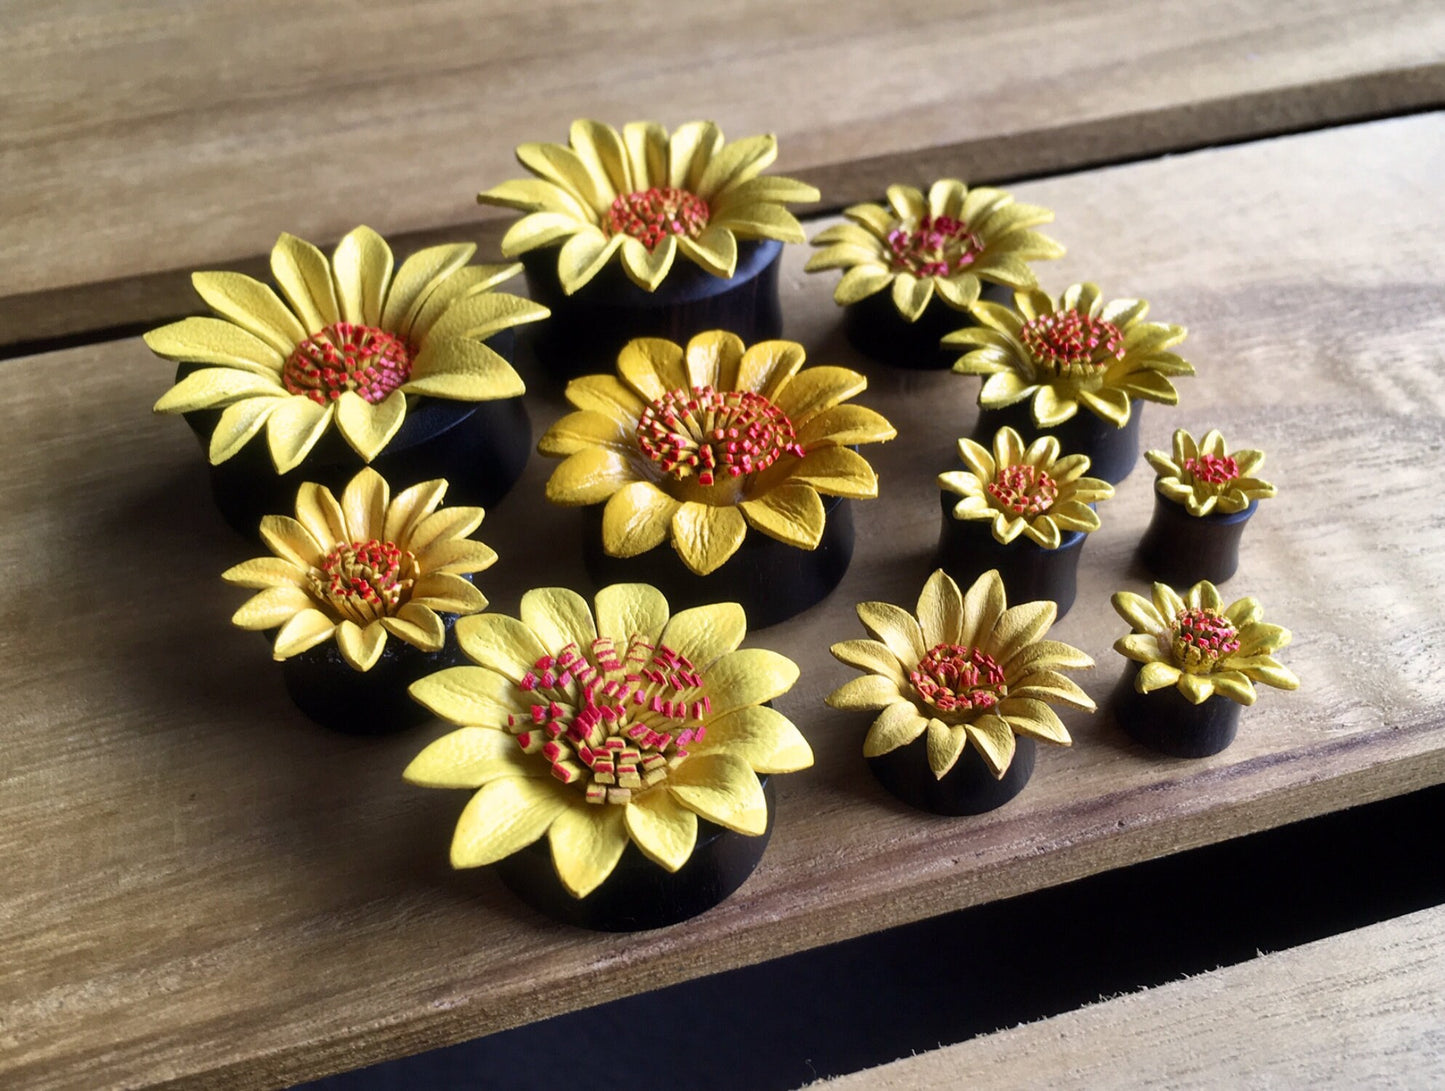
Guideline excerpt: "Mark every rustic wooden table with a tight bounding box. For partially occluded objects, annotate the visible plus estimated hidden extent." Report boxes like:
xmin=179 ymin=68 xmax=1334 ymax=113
xmin=2 ymin=3 xmax=1443 ymax=1088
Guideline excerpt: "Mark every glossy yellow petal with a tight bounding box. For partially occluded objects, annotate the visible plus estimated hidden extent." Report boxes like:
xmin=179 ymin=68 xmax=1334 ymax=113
xmin=403 ymin=726 xmax=542 ymax=788
xmin=408 ymin=505 xmax=485 ymax=556
xmin=736 ymin=340 xmax=807 ymax=399
xmin=380 ymin=602 xmax=447 ymax=651
xmin=620 ymin=234 xmax=677 ymax=292
xmin=265 ymin=395 xmax=332 ymax=473
xmin=1176 ymin=671 xmax=1217 ymax=705
xmin=556 ymin=228 xmax=624 ymax=294
xmin=705 ymin=648 xmax=800 ymax=716
xmin=1202 ymin=672 xmax=1258 ymax=706
xmin=270 ymin=232 xmax=339 ymax=333
xmin=259 ymin=514 xmax=325 ymax=568
xmin=546 ymin=446 xmax=638 ymax=506
xmin=826 ymin=673 xmax=902 ymax=711
xmin=795 ymin=404 xmax=897 ymax=448
xmin=335 ymin=619 xmax=387 ymax=672
xmin=1152 ymin=582 xmax=1188 ymax=621
xmin=538 ymin=409 xmax=632 ymax=457
xmin=977 ymin=371 xmax=1032 ymax=407
xmin=863 ymin=701 xmax=929 ymax=757
xmin=190 ymin=272 xmax=306 ymax=355
xmin=294 ymin=481 xmax=348 ymax=547
xmin=456 ymin=613 xmax=549 ymax=684
xmin=601 ymin=481 xmax=679 ymax=557
xmin=834 ymin=265 xmax=895 ymax=305
xmin=1115 ymin=632 xmax=1165 ymax=664
xmin=221 ymin=556 xmax=307 ymax=591
xmin=153 ymin=366 xmax=284 ymax=413
xmin=406 ymin=339 xmax=525 ymax=401
xmin=671 ymin=502 xmax=747 ymax=575
xmin=625 ymin=790 xmax=698 ymax=872
xmin=450 ymin=777 xmax=569 ymax=868
xmin=965 ymin=714 xmax=1017 ymax=777
xmin=271 ymin=608 xmax=338 ymax=659
xmin=520 ymin=587 xmax=598 ymax=657
xmin=917 ymin=569 xmax=965 ymax=648
xmin=549 ymin=802 xmax=629 ymax=898
xmin=208 ymin=398 xmax=281 ymax=464
xmin=564 ymin=374 xmax=647 ymax=424
xmin=1112 ymin=590 xmax=1167 ymax=635
xmin=668 ymin=753 xmax=768 ymax=835
xmin=773 ymin=366 xmax=867 ymax=423
xmin=407 ymin=263 xmax=524 ymax=342
xmin=410 ymin=665 xmax=526 ymax=727
xmin=856 ymin=601 xmax=925 ymax=667
xmin=383 ymin=243 xmax=477 ymax=337
xmin=691 ymin=705 xmax=813 ymax=773
xmin=786 ymin=446 xmax=878 ymax=499
xmin=331 ymin=226 xmax=393 ymax=326
xmin=411 ymin=572 xmax=488 ymax=615
xmin=935 ymin=274 xmax=982 ymax=310
xmin=684 ymin=330 xmax=746 ymax=390
xmin=231 ymin=585 xmax=316 ymax=630
xmin=617 ymin=337 xmax=689 ymax=401
xmin=659 ymin=602 xmax=747 ymax=668
xmin=336 ymin=465 xmax=387 ymax=542
xmin=739 ymin=484 xmax=825 ymax=549
xmin=1136 ymin=661 xmax=1182 ymax=694
xmin=594 ymin=582 xmax=670 ymax=646
xmin=382 ymin=478 xmax=449 ymax=546
xmin=829 ymin=639 xmax=907 ymax=687
xmin=334 ymin=390 xmax=405 ymax=462
xmin=926 ymin=719 xmax=969 ymax=778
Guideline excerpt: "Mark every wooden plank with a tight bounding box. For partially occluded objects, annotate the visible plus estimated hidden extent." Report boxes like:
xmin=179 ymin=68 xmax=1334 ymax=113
xmin=2 ymin=0 xmax=1443 ymax=345
xmin=816 ymin=904 xmax=1445 ymax=1088
xmin=2 ymin=113 xmax=1444 ymax=1089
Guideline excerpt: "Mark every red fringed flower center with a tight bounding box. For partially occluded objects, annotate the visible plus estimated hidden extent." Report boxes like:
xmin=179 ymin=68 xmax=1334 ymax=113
xmin=283 ymin=322 xmax=413 ymax=405
xmin=886 ymin=214 xmax=982 ymax=278
xmin=987 ymin=464 xmax=1058 ymax=517
xmin=310 ymin=539 xmax=417 ymax=622
xmin=1021 ymin=311 xmax=1125 ymax=377
xmin=1184 ymin=453 xmax=1240 ymax=486
xmin=508 ymin=635 xmax=710 ymax=805
xmin=911 ymin=644 xmax=1008 ymax=714
xmin=1170 ymin=608 xmax=1240 ymax=673
xmin=605 ymin=187 xmax=711 ymax=250
xmin=637 ymin=385 xmax=804 ymax=486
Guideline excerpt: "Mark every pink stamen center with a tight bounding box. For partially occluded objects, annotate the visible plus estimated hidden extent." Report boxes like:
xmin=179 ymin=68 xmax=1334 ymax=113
xmin=283 ymin=322 xmax=413 ymax=405
xmin=911 ymin=644 xmax=1008 ymax=714
xmin=987 ymin=464 xmax=1058 ymax=517
xmin=309 ymin=538 xmax=417 ymax=623
xmin=886 ymin=214 xmax=981 ymax=278
xmin=1184 ymin=453 xmax=1240 ymax=485
xmin=1170 ymin=608 xmax=1240 ymax=673
xmin=1021 ymin=311 xmax=1125 ymax=376
xmin=636 ymin=385 xmax=805 ymax=487
xmin=605 ymin=187 xmax=710 ymax=250
xmin=510 ymin=636 xmax=710 ymax=805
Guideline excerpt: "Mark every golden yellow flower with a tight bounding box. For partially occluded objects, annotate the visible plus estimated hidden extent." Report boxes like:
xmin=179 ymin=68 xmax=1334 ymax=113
xmin=1145 ymin=428 xmax=1276 ymax=517
xmin=539 ymin=331 xmax=896 ymax=575
xmin=947 ymin=283 xmax=1193 ymax=427
xmin=1112 ymin=581 xmax=1299 ymax=705
xmin=826 ymin=569 xmax=1094 ymax=778
xmin=223 ymin=467 xmax=494 ymax=671
xmin=939 ymin=426 xmax=1114 ymax=549
xmin=148 ymin=227 xmax=548 ymax=472
xmin=405 ymin=583 xmax=811 ymax=897
xmin=806 ymin=180 xmax=1063 ymax=321
xmin=477 ymin=119 xmax=819 ymax=294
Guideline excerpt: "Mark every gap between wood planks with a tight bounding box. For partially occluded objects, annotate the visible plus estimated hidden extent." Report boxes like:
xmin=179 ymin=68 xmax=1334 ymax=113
xmin=3 ymin=65 xmax=1442 ymax=360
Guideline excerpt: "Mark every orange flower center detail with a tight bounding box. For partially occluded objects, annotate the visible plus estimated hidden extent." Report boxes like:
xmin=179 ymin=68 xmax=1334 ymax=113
xmin=509 ymin=635 xmax=710 ymax=805
xmin=283 ymin=322 xmax=413 ymax=405
xmin=1170 ymin=608 xmax=1240 ymax=673
xmin=1021 ymin=311 xmax=1125 ymax=377
xmin=1184 ymin=453 xmax=1240 ymax=486
xmin=987 ymin=464 xmax=1058 ymax=517
xmin=886 ymin=214 xmax=982 ymax=278
xmin=605 ymin=187 xmax=711 ymax=250
xmin=636 ymin=386 xmax=805 ymax=487
xmin=309 ymin=538 xmax=418 ymax=623
xmin=911 ymin=644 xmax=1008 ymax=714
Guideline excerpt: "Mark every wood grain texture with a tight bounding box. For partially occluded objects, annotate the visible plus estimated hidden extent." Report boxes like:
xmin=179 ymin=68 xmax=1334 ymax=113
xmin=3 ymin=0 xmax=1444 ymax=345
xmin=815 ymin=904 xmax=1445 ymax=1089
xmin=2 ymin=114 xmax=1444 ymax=1089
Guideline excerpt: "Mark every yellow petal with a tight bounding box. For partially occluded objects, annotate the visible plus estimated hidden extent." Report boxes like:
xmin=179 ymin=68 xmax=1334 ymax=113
xmin=713 ymin=202 xmax=805 ymax=243
xmin=667 ymin=121 xmax=724 ymax=191
xmin=864 ymin=701 xmax=930 ymax=757
xmin=294 ymin=481 xmax=347 ymax=547
xmin=829 ymin=639 xmax=907 ymax=687
xmin=520 ymin=587 xmax=598 ymax=657
xmin=1115 ymin=632 xmax=1165 ymax=664
xmin=1010 ymin=670 xmax=1096 ymax=711
xmin=622 ymin=120 xmax=669 ymax=190
xmin=736 ymin=339 xmax=807 ymax=399
xmin=795 ymin=404 xmax=897 ymax=448
xmin=917 ymin=569 xmax=964 ymax=648
xmin=601 ymin=481 xmax=679 ymax=557
xmin=332 ymin=226 xmax=393 ymax=326
xmin=705 ymin=648 xmax=800 ymax=716
xmin=890 ymin=272 xmax=935 ymax=322
xmin=671 ymin=502 xmax=747 ymax=575
xmin=407 ymin=504 xmax=485 ymax=556
xmin=825 ymin=673 xmax=901 ymax=711
xmin=926 ymin=719 xmax=969 ymax=778
xmin=271 ymin=608 xmax=337 ymax=658
xmin=773 ymin=366 xmax=867 ymax=423
xmin=422 ymin=291 xmax=549 ymax=349
xmin=620 ymin=234 xmax=677 ymax=291
xmin=538 ymin=409 xmax=631 ymax=457
xmin=411 ymin=572 xmax=488 ymax=614
xmin=786 ymin=446 xmax=878 ymax=499
xmin=684 ymin=330 xmax=747 ymax=390
xmin=335 ymin=391 xmax=406 ymax=463
xmin=1176 ymin=671 xmax=1216 ymax=705
xmin=407 ymin=263 xmax=525 ymax=343
xmin=501 ymin=212 xmax=587 ymax=258
xmin=259 ymin=514 xmax=324 ymax=568
xmin=668 ymin=753 xmax=768 ymax=835
xmin=1136 ymin=661 xmax=1182 ymax=694
xmin=406 ymin=339 xmax=525 ymax=401
xmin=886 ymin=184 xmax=927 ymax=222
xmin=959 ymin=572 xmax=1007 ymax=652
xmin=696 ymin=133 xmax=777 ymax=200
xmin=564 ymin=374 xmax=647 ymax=424
xmin=1203 ymin=672 xmax=1258 ymax=705
xmin=549 ymin=802 xmax=629 ymax=898
xmin=625 ymin=790 xmax=698 ymax=872
xmin=265 ymin=395 xmax=332 ymax=474
xmin=208 ymin=398 xmax=280 ymax=464
xmin=382 ymin=243 xmax=476 ymax=336
xmin=856 ymin=601 xmax=925 ymax=667
xmin=1001 ymin=697 xmax=1072 ymax=744
xmin=616 ymin=337 xmax=689 ymax=401
xmin=678 ymin=228 xmax=736 ymax=278
xmin=231 ymin=585 xmax=316 ymax=630
xmin=154 ymin=367 xmax=284 ymax=413
xmin=515 ymin=140 xmax=607 ymax=207
xmin=545 ymin=447 xmax=638 ymax=506
xmin=190 ymin=272 xmax=306 ymax=355
xmin=450 ymin=777 xmax=569 ymax=869
xmin=456 ymin=613 xmax=550 ymax=683
xmin=556 ymin=229 xmax=624 ymax=295
xmin=270 ymin=232 xmax=339 ymax=333
xmin=409 ymin=665 xmax=525 ymax=726
xmin=987 ymin=600 xmax=1058 ymax=656
xmin=594 ymin=583 xmax=670 ymax=646
xmin=403 ymin=726 xmax=542 ymax=788
xmin=1112 ymin=590 xmax=1166 ymax=635
xmin=965 ymin=714 xmax=1017 ymax=776
xmin=145 ymin=317 xmax=287 ymax=376
xmin=335 ymin=619 xmax=387 ymax=672
xmin=740 ymin=485 xmax=824 ymax=549
xmin=380 ymin=602 xmax=447 ymax=651
xmin=338 ymin=465 xmax=388 ymax=541
xmin=691 ymin=705 xmax=813 ymax=773
xmin=221 ymin=556 xmax=307 ymax=591
xmin=659 ymin=602 xmax=747 ymax=668
xmin=382 ymin=478 xmax=449 ymax=546
xmin=570 ymin=118 xmax=632 ymax=196
xmin=834 ymin=265 xmax=894 ymax=305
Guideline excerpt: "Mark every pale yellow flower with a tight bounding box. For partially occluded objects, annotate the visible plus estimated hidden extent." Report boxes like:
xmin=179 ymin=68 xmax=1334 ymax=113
xmin=1146 ymin=428 xmax=1276 ymax=516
